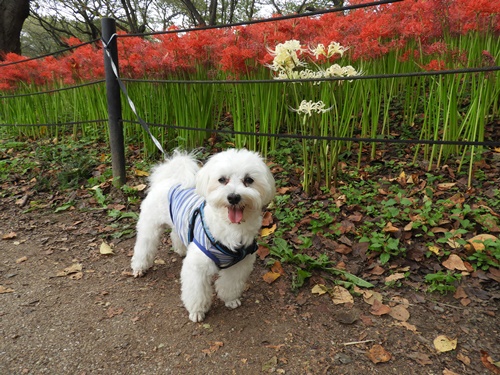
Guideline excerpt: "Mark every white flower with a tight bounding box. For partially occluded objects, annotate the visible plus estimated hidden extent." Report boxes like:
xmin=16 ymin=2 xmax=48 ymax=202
xmin=309 ymin=43 xmax=327 ymax=59
xmin=290 ymin=100 xmax=333 ymax=117
xmin=323 ymin=64 xmax=361 ymax=79
xmin=327 ymin=41 xmax=349 ymax=57
xmin=266 ymin=40 xmax=306 ymax=72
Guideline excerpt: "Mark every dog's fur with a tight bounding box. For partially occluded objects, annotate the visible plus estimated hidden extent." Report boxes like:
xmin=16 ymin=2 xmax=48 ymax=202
xmin=131 ymin=149 xmax=275 ymax=322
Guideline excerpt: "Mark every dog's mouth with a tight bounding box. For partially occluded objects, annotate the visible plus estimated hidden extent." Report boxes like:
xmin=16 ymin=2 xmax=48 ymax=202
xmin=228 ymin=206 xmax=244 ymax=224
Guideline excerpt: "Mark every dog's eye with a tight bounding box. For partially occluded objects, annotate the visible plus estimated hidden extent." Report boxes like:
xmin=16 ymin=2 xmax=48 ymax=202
xmin=218 ymin=177 xmax=228 ymax=184
xmin=243 ymin=176 xmax=254 ymax=186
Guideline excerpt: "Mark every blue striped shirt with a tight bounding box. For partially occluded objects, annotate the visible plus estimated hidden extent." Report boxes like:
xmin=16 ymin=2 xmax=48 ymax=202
xmin=168 ymin=185 xmax=253 ymax=268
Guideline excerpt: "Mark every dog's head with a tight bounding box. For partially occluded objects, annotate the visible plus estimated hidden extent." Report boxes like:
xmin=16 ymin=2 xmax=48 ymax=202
xmin=195 ymin=149 xmax=275 ymax=224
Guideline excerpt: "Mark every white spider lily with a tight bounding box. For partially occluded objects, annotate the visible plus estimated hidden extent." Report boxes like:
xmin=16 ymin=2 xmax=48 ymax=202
xmin=289 ymin=100 xmax=333 ymax=117
xmin=266 ymin=40 xmax=306 ymax=72
xmin=309 ymin=43 xmax=327 ymax=59
xmin=327 ymin=41 xmax=349 ymax=57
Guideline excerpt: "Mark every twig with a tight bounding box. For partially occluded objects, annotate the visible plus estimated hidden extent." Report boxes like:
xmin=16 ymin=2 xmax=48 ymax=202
xmin=342 ymin=339 xmax=375 ymax=346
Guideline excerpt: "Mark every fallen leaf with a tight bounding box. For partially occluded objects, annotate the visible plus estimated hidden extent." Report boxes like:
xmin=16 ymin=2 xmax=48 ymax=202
xmin=99 ymin=242 xmax=114 ymax=255
xmin=385 ymin=273 xmax=406 ymax=283
xmin=437 ymin=182 xmax=456 ymax=190
xmin=433 ymin=335 xmax=457 ymax=352
xmin=481 ymin=350 xmax=500 ymax=374
xmin=261 ymin=224 xmax=276 ymax=237
xmin=311 ymin=284 xmax=328 ymax=296
xmin=257 ymin=245 xmax=270 ymax=260
xmin=16 ymin=256 xmax=28 ymax=264
xmin=443 ymin=369 xmax=460 ymax=375
xmin=0 ymin=285 xmax=15 ymax=294
xmin=2 ymin=232 xmax=17 ymax=240
xmin=262 ymin=356 xmax=278 ymax=372
xmin=134 ymin=169 xmax=149 ymax=177
xmin=442 ymin=254 xmax=467 ymax=271
xmin=407 ymin=352 xmax=432 ymax=365
xmin=399 ymin=321 xmax=418 ymax=333
xmin=466 ymin=234 xmax=498 ymax=252
xmin=202 ymin=341 xmax=224 ymax=354
xmin=262 ymin=211 xmax=274 ymax=227
xmin=133 ymin=183 xmax=147 ymax=191
xmin=388 ymin=304 xmax=410 ymax=321
xmin=383 ymin=222 xmax=399 ymax=233
xmin=56 ymin=263 xmax=83 ymax=277
xmin=428 ymin=245 xmax=441 ymax=255
xmin=370 ymin=299 xmax=391 ymax=316
xmin=106 ymin=307 xmax=124 ymax=318
xmin=456 ymin=352 xmax=471 ymax=366
xmin=262 ymin=261 xmax=283 ymax=284
xmin=362 ymin=290 xmax=383 ymax=305
xmin=366 ymin=344 xmax=392 ymax=364
xmin=331 ymin=286 xmax=354 ymax=305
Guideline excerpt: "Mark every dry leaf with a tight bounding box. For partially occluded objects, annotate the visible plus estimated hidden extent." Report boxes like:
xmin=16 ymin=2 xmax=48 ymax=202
xmin=443 ymin=369 xmax=460 ymax=375
xmin=202 ymin=341 xmax=224 ymax=355
xmin=261 ymin=224 xmax=276 ymax=237
xmin=407 ymin=352 xmax=432 ymax=365
xmin=263 ymin=261 xmax=283 ymax=284
xmin=262 ymin=211 xmax=274 ymax=227
xmin=456 ymin=352 xmax=471 ymax=366
xmin=257 ymin=245 xmax=270 ymax=260
xmin=399 ymin=321 xmax=418 ymax=333
xmin=370 ymin=299 xmax=391 ymax=316
xmin=0 ymin=285 xmax=15 ymax=294
xmin=389 ymin=304 xmax=410 ymax=321
xmin=99 ymin=242 xmax=114 ymax=255
xmin=480 ymin=350 xmax=500 ymax=374
xmin=442 ymin=254 xmax=467 ymax=271
xmin=367 ymin=344 xmax=392 ymax=364
xmin=2 ymin=232 xmax=17 ymax=240
xmin=433 ymin=335 xmax=457 ymax=352
xmin=134 ymin=169 xmax=149 ymax=177
xmin=428 ymin=245 xmax=441 ymax=255
xmin=385 ymin=273 xmax=405 ymax=283
xmin=362 ymin=290 xmax=383 ymax=305
xmin=383 ymin=222 xmax=399 ymax=233
xmin=56 ymin=263 xmax=83 ymax=277
xmin=133 ymin=184 xmax=147 ymax=191
xmin=437 ymin=182 xmax=456 ymax=190
xmin=16 ymin=256 xmax=28 ymax=264
xmin=331 ymin=286 xmax=353 ymax=305
xmin=466 ymin=234 xmax=498 ymax=251
xmin=311 ymin=284 xmax=328 ymax=296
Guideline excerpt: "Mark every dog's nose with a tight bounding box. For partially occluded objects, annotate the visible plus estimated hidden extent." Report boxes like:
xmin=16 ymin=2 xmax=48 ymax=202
xmin=227 ymin=193 xmax=241 ymax=205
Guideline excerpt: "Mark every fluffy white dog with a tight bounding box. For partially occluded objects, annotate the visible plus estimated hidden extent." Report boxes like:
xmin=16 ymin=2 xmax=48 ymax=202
xmin=131 ymin=149 xmax=275 ymax=322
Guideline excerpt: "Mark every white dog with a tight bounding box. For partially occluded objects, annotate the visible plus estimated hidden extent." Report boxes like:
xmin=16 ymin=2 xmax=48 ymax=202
xmin=131 ymin=149 xmax=275 ymax=322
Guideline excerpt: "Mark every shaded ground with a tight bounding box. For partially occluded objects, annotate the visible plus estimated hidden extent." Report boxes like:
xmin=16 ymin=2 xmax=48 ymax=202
xmin=1 ymin=190 xmax=499 ymax=374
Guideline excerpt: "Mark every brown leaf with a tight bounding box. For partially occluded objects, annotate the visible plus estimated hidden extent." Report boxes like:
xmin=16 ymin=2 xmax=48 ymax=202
xmin=433 ymin=335 xmax=457 ymax=352
xmin=442 ymin=254 xmax=468 ymax=271
xmin=334 ymin=244 xmax=352 ymax=255
xmin=56 ymin=263 xmax=83 ymax=277
xmin=367 ymin=344 xmax=392 ymax=364
xmin=0 ymin=285 xmax=15 ymax=294
xmin=331 ymin=286 xmax=354 ymax=305
xmin=467 ymin=234 xmax=498 ymax=251
xmin=407 ymin=352 xmax=432 ymax=365
xmin=16 ymin=256 xmax=28 ymax=264
xmin=257 ymin=245 xmax=270 ymax=260
xmin=385 ymin=273 xmax=406 ymax=283
xmin=106 ymin=307 xmax=124 ymax=318
xmin=362 ymin=290 xmax=383 ymax=306
xmin=456 ymin=352 xmax=471 ymax=366
xmin=261 ymin=224 xmax=276 ymax=237
xmin=202 ymin=341 xmax=224 ymax=355
xmin=262 ymin=211 xmax=274 ymax=227
xmin=2 ymin=232 xmax=17 ymax=240
xmin=481 ymin=350 xmax=500 ymax=374
xmin=383 ymin=222 xmax=399 ymax=233
xmin=370 ymin=299 xmax=391 ymax=316
xmin=263 ymin=261 xmax=283 ymax=284
xmin=388 ymin=304 xmax=410 ymax=321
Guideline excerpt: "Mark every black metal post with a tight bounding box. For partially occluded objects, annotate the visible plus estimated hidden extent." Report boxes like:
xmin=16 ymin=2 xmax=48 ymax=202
xmin=102 ymin=17 xmax=126 ymax=186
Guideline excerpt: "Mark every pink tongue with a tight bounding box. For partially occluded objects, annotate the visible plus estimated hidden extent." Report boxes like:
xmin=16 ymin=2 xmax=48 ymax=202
xmin=228 ymin=206 xmax=244 ymax=223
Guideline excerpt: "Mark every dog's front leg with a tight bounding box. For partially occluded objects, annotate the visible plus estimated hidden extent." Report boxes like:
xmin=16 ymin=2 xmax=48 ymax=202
xmin=215 ymin=253 xmax=256 ymax=310
xmin=181 ymin=245 xmax=218 ymax=322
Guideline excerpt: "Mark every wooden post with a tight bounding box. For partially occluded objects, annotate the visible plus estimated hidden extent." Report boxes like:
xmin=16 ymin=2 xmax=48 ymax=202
xmin=101 ymin=17 xmax=126 ymax=186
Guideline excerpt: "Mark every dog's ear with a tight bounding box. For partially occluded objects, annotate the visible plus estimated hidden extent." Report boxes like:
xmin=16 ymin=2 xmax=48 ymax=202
xmin=195 ymin=162 xmax=211 ymax=198
xmin=262 ymin=167 xmax=276 ymax=207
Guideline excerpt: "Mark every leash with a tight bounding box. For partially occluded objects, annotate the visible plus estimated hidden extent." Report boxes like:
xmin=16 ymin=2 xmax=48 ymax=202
xmin=101 ymin=33 xmax=167 ymax=158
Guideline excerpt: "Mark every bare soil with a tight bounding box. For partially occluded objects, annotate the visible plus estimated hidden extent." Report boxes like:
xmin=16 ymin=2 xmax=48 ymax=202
xmin=1 ymin=187 xmax=499 ymax=375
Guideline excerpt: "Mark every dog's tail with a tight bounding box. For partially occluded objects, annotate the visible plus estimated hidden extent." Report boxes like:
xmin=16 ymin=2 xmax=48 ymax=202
xmin=149 ymin=149 xmax=199 ymax=188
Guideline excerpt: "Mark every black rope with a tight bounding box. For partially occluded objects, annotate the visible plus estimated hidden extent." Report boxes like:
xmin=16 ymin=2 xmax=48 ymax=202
xmin=121 ymin=66 xmax=500 ymax=86
xmin=0 ymin=119 xmax=107 ymax=127
xmin=0 ymin=80 xmax=105 ymax=99
xmin=122 ymin=120 xmax=500 ymax=148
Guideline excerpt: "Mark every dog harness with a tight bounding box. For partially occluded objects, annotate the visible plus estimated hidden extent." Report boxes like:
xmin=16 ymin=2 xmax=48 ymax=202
xmin=168 ymin=185 xmax=258 ymax=269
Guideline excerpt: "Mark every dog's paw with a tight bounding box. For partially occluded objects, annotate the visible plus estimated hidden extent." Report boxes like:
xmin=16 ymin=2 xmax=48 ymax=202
xmin=132 ymin=269 xmax=145 ymax=277
xmin=225 ymin=298 xmax=241 ymax=310
xmin=189 ymin=311 xmax=206 ymax=322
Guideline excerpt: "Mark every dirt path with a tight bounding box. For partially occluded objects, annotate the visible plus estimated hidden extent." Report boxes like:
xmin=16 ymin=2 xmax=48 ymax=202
xmin=1 ymin=197 xmax=498 ymax=374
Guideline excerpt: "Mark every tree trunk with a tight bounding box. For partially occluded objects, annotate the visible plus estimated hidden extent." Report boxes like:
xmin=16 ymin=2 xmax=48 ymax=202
xmin=0 ymin=0 xmax=30 ymax=59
